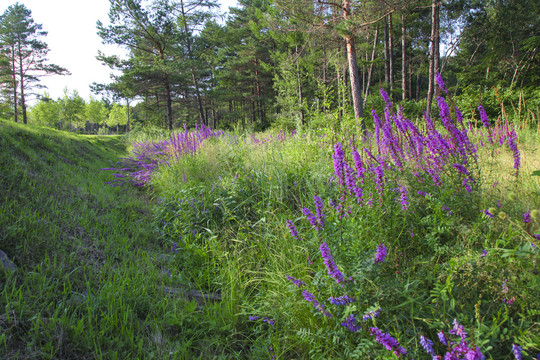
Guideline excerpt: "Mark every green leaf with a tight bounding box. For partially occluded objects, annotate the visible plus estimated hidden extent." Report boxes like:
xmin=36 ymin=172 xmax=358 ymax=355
xmin=531 ymin=170 xmax=540 ymax=177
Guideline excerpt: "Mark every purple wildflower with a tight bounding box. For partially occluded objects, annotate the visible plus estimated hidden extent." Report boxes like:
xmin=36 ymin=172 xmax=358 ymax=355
xmin=481 ymin=249 xmax=487 ymax=257
xmin=269 ymin=346 xmax=276 ymax=360
xmin=506 ymin=126 xmax=521 ymax=173
xmin=420 ymin=335 xmax=436 ymax=356
xmin=362 ymin=308 xmax=381 ymax=321
xmin=398 ymin=184 xmax=409 ymax=210
xmin=172 ymin=242 xmax=178 ymax=254
xmin=483 ymin=209 xmax=494 ymax=218
xmin=328 ymin=295 xmax=356 ymax=305
xmin=332 ymin=143 xmax=345 ymax=186
xmin=370 ymin=327 xmax=407 ymax=357
xmin=502 ymin=279 xmax=509 ymax=293
xmin=249 ymin=316 xmax=275 ymax=327
xmin=286 ymin=220 xmax=300 ymax=240
xmin=320 ymin=242 xmax=345 ymax=283
xmin=374 ymin=243 xmax=388 ymax=264
xmin=436 ymin=73 xmax=448 ymax=93
xmin=512 ymin=343 xmax=523 ymax=360
xmin=438 ymin=331 xmax=448 ymax=346
xmin=380 ymin=88 xmax=392 ymax=108
xmin=341 ymin=314 xmax=361 ymax=332
xmin=313 ymin=195 xmax=325 ymax=225
xmin=302 ymin=207 xmax=320 ymax=231
xmin=534 ymin=234 xmax=540 ymax=241
xmin=286 ymin=275 xmax=306 ymax=288
xmin=449 ymin=319 xmax=468 ymax=340
xmin=478 ymin=105 xmax=493 ymax=144
xmin=503 ymin=297 xmax=515 ymax=305
xmin=522 ymin=211 xmax=531 ymax=223
xmin=302 ymin=290 xmax=332 ymax=317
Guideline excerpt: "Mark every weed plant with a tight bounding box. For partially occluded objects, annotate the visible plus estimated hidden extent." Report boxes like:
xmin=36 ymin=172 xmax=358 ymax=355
xmin=129 ymin=76 xmax=539 ymax=359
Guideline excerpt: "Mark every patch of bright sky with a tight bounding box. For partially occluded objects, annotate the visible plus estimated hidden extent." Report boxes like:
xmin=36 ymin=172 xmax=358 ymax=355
xmin=10 ymin=0 xmax=239 ymax=105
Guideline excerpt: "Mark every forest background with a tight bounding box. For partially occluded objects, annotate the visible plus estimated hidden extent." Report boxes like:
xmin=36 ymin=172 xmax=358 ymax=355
xmin=1 ymin=0 xmax=538 ymax=134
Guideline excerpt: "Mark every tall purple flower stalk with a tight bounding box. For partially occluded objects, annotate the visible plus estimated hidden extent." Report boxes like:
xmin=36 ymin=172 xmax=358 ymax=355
xmin=302 ymin=207 xmax=320 ymax=231
xmin=341 ymin=314 xmax=361 ymax=332
xmin=374 ymin=243 xmax=388 ymax=264
xmin=420 ymin=335 xmax=436 ymax=357
xmin=370 ymin=327 xmax=407 ymax=357
xmin=286 ymin=220 xmax=300 ymax=240
xmin=320 ymin=242 xmax=345 ymax=283
xmin=302 ymin=290 xmax=332 ymax=317
xmin=478 ymin=105 xmax=494 ymax=144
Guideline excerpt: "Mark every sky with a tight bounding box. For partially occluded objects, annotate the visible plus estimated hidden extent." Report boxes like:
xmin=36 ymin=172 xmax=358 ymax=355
xmin=8 ymin=0 xmax=239 ymax=105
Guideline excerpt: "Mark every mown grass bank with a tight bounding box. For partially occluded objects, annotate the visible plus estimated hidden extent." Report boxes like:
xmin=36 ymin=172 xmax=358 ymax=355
xmin=0 ymin=120 xmax=210 ymax=359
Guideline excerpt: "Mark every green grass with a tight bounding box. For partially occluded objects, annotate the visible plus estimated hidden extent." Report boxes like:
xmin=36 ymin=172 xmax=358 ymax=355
xmin=1 ymin=119 xmax=539 ymax=359
xmin=0 ymin=120 xmax=238 ymax=359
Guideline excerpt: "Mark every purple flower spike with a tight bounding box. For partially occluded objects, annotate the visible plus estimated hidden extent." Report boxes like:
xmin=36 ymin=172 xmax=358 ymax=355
xmin=481 ymin=249 xmax=488 ymax=257
xmin=449 ymin=318 xmax=468 ymax=340
xmin=436 ymin=73 xmax=448 ymax=93
xmin=522 ymin=211 xmax=531 ymax=223
xmin=398 ymin=184 xmax=409 ymax=211
xmin=313 ymin=195 xmax=325 ymax=224
xmin=420 ymin=335 xmax=436 ymax=356
xmin=286 ymin=220 xmax=300 ymax=240
xmin=374 ymin=243 xmax=387 ymax=264
xmin=341 ymin=314 xmax=361 ymax=332
xmin=302 ymin=207 xmax=320 ymax=231
xmin=438 ymin=331 xmax=448 ymax=346
xmin=320 ymin=242 xmax=345 ymax=283
xmin=328 ymin=295 xmax=356 ymax=305
xmin=483 ymin=209 xmax=494 ymax=218
xmin=512 ymin=343 xmax=523 ymax=360
xmin=370 ymin=327 xmax=407 ymax=357
xmin=286 ymin=275 xmax=306 ymax=288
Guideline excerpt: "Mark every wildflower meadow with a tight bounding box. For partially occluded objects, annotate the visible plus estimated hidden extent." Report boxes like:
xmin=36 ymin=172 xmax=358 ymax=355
xmin=100 ymin=75 xmax=539 ymax=359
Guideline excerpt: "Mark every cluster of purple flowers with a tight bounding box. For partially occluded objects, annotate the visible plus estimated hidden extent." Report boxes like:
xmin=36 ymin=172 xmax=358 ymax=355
xmin=327 ymin=75 xmax=521 ymax=223
xmin=374 ymin=243 xmax=388 ymax=264
xmin=370 ymin=327 xmax=407 ymax=357
xmin=249 ymin=315 xmax=275 ymax=328
xmin=320 ymin=242 xmax=345 ymax=283
xmin=362 ymin=308 xmax=381 ymax=321
xmin=302 ymin=195 xmax=326 ymax=231
xmin=103 ymin=123 xmax=223 ymax=186
xmin=286 ymin=220 xmax=300 ymax=240
xmin=286 ymin=275 xmax=306 ymax=288
xmin=420 ymin=320 xmax=485 ymax=359
xmin=341 ymin=314 xmax=361 ymax=332
xmin=328 ymin=295 xmax=356 ymax=305
xmin=302 ymin=290 xmax=332 ymax=318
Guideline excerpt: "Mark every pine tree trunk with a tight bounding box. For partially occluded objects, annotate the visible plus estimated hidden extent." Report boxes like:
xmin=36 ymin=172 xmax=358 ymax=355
xmin=10 ymin=44 xmax=18 ymax=123
xmin=383 ymin=16 xmax=390 ymax=89
xmin=388 ymin=14 xmax=394 ymax=95
xmin=401 ymin=13 xmax=407 ymax=101
xmin=17 ymin=40 xmax=27 ymax=124
xmin=343 ymin=0 xmax=365 ymax=130
xmin=365 ymin=27 xmax=379 ymax=101
xmin=427 ymin=0 xmax=440 ymax=116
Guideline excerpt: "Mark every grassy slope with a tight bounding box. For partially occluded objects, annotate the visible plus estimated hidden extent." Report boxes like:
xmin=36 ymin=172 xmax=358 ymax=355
xmin=0 ymin=121 xmax=171 ymax=359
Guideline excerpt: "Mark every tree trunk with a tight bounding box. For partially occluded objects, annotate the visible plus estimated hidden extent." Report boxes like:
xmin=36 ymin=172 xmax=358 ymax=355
xmin=365 ymin=27 xmax=379 ymax=101
xmin=343 ymin=0 xmax=365 ymax=130
xmin=164 ymin=77 xmax=173 ymax=130
xmin=401 ymin=13 xmax=407 ymax=101
xmin=383 ymin=16 xmax=390 ymax=89
xmin=388 ymin=14 xmax=394 ymax=94
xmin=427 ymin=0 xmax=440 ymax=116
xmin=180 ymin=0 xmax=205 ymax=125
xmin=17 ymin=40 xmax=27 ymax=124
xmin=10 ymin=44 xmax=18 ymax=123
